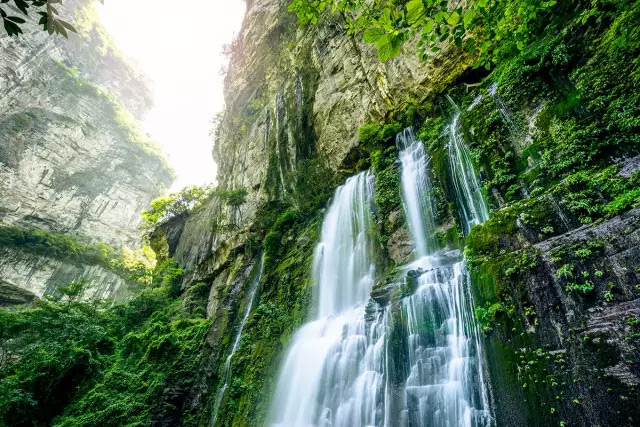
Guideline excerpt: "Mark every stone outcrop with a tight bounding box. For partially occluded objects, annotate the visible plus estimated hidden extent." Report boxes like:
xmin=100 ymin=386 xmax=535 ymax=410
xmin=177 ymin=0 xmax=470 ymax=275
xmin=478 ymin=209 xmax=640 ymax=426
xmin=0 ymin=248 xmax=129 ymax=302
xmin=0 ymin=0 xmax=173 ymax=302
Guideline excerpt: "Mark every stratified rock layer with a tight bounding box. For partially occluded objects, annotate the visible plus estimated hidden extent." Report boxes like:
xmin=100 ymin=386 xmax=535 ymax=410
xmin=0 ymin=1 xmax=173 ymax=302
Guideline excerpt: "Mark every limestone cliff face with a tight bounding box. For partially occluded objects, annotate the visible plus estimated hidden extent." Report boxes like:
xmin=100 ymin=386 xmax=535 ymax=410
xmin=0 ymin=248 xmax=128 ymax=304
xmin=175 ymin=0 xmax=468 ymax=273
xmin=158 ymin=0 xmax=472 ymax=424
xmin=159 ymin=1 xmax=640 ymax=425
xmin=0 ymin=1 xmax=173 ymax=301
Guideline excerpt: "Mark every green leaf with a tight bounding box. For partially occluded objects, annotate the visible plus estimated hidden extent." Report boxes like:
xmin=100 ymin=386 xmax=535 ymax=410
xmin=447 ymin=10 xmax=460 ymax=26
xmin=13 ymin=0 xmax=30 ymax=14
xmin=3 ymin=18 xmax=22 ymax=36
xmin=363 ymin=27 xmax=385 ymax=44
xmin=406 ymin=0 xmax=424 ymax=25
xmin=463 ymin=9 xmax=475 ymax=27
xmin=59 ymin=19 xmax=77 ymax=34
xmin=6 ymin=16 xmax=25 ymax=24
xmin=377 ymin=34 xmax=403 ymax=62
xmin=424 ymin=19 xmax=434 ymax=33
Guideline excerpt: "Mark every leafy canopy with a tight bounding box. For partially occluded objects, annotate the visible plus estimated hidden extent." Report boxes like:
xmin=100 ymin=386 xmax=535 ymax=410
xmin=288 ymin=0 xmax=560 ymax=67
xmin=142 ymin=185 xmax=217 ymax=227
xmin=142 ymin=185 xmax=249 ymax=228
xmin=0 ymin=0 xmax=103 ymax=37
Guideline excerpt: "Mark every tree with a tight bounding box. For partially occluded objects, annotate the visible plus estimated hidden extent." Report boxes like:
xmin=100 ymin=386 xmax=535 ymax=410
xmin=218 ymin=187 xmax=249 ymax=224
xmin=142 ymin=185 xmax=251 ymax=229
xmin=0 ymin=0 xmax=103 ymax=37
xmin=287 ymin=0 xmax=562 ymax=68
xmin=54 ymin=279 xmax=87 ymax=302
xmin=142 ymin=185 xmax=217 ymax=227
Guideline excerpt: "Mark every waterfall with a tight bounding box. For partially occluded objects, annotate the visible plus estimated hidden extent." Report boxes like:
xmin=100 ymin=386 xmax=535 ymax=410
xmin=269 ymin=172 xmax=386 ymax=427
xmin=487 ymin=83 xmax=515 ymax=128
xmin=395 ymin=127 xmax=492 ymax=427
xmin=397 ymin=127 xmax=439 ymax=258
xmin=269 ymin=118 xmax=492 ymax=426
xmin=210 ymin=255 xmax=264 ymax=426
xmin=446 ymin=96 xmax=490 ymax=234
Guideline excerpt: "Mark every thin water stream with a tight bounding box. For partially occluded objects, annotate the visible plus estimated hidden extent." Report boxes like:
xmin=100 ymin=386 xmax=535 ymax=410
xmin=211 ymin=255 xmax=264 ymax=426
xmin=446 ymin=96 xmax=490 ymax=233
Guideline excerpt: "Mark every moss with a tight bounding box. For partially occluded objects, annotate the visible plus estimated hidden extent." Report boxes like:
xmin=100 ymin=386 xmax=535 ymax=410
xmin=475 ymin=301 xmax=506 ymax=332
xmin=0 ymin=223 xmax=147 ymax=281
xmin=356 ymin=120 xmax=405 ymax=253
xmin=212 ymin=217 xmax=319 ymax=426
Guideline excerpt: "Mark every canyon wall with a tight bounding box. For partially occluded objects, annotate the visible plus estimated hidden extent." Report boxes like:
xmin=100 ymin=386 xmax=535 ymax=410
xmin=154 ymin=1 xmax=640 ymax=426
xmin=0 ymin=1 xmax=173 ymax=302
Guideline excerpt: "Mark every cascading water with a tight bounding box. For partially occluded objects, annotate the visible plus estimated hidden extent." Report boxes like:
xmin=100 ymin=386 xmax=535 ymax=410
xmin=210 ymin=255 xmax=264 ymax=426
xmin=487 ymin=83 xmax=515 ymax=128
xmin=269 ymin=117 xmax=492 ymax=426
xmin=395 ymin=127 xmax=492 ymax=427
xmin=397 ymin=127 xmax=439 ymax=258
xmin=269 ymin=172 xmax=386 ymax=427
xmin=446 ymin=96 xmax=490 ymax=233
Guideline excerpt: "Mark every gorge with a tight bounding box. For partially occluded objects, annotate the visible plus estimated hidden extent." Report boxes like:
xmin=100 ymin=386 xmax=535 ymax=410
xmin=1 ymin=0 xmax=640 ymax=426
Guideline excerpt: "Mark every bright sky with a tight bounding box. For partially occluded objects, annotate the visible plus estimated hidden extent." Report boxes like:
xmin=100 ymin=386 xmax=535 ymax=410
xmin=97 ymin=0 xmax=247 ymax=191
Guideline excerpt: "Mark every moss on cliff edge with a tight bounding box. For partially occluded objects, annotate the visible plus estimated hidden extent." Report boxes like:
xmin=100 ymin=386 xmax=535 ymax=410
xmin=209 ymin=212 xmax=320 ymax=426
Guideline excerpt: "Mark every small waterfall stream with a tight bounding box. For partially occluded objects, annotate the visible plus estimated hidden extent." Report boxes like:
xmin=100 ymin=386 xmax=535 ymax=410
xmin=211 ymin=255 xmax=264 ymax=426
xmin=396 ymin=128 xmax=492 ymax=427
xmin=447 ymin=96 xmax=490 ymax=233
xmin=398 ymin=127 xmax=439 ymax=257
xmin=269 ymin=114 xmax=492 ymax=426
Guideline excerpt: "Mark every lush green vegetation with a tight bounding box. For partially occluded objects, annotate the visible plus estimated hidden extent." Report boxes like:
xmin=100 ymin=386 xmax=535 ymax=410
xmin=1 ymin=0 xmax=84 ymax=37
xmin=358 ymin=121 xmax=403 ymax=232
xmin=142 ymin=185 xmax=250 ymax=228
xmin=0 ymin=259 xmax=211 ymax=427
xmin=0 ymin=223 xmax=156 ymax=283
xmin=142 ymin=185 xmax=217 ymax=227
xmin=290 ymin=0 xmax=579 ymax=67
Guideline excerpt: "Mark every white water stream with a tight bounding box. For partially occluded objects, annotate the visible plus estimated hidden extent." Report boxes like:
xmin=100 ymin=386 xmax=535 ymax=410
xmin=446 ymin=96 xmax=490 ymax=233
xmin=269 ymin=114 xmax=492 ymax=426
xmin=211 ymin=255 xmax=264 ymax=426
xmin=396 ymin=127 xmax=492 ymax=427
xmin=269 ymin=172 xmax=383 ymax=426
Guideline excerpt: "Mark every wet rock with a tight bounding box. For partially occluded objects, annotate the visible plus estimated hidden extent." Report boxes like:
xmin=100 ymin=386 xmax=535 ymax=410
xmin=617 ymin=154 xmax=640 ymax=178
xmin=387 ymin=225 xmax=414 ymax=264
xmin=485 ymin=208 xmax=640 ymax=426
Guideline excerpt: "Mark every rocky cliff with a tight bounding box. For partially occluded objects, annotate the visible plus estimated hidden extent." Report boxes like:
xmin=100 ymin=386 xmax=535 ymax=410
xmin=0 ymin=1 xmax=173 ymax=302
xmin=174 ymin=0 xmax=469 ymax=275
xmin=150 ymin=1 xmax=640 ymax=426
xmin=0 ymin=0 xmax=637 ymax=426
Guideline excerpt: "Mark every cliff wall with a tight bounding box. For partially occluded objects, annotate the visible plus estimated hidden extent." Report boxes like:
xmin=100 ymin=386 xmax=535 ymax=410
xmin=0 ymin=1 xmax=173 ymax=301
xmin=151 ymin=1 xmax=640 ymax=426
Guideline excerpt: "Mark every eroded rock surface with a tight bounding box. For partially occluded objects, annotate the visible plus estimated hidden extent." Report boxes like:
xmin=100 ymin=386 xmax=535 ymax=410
xmin=0 ymin=1 xmax=173 ymax=300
